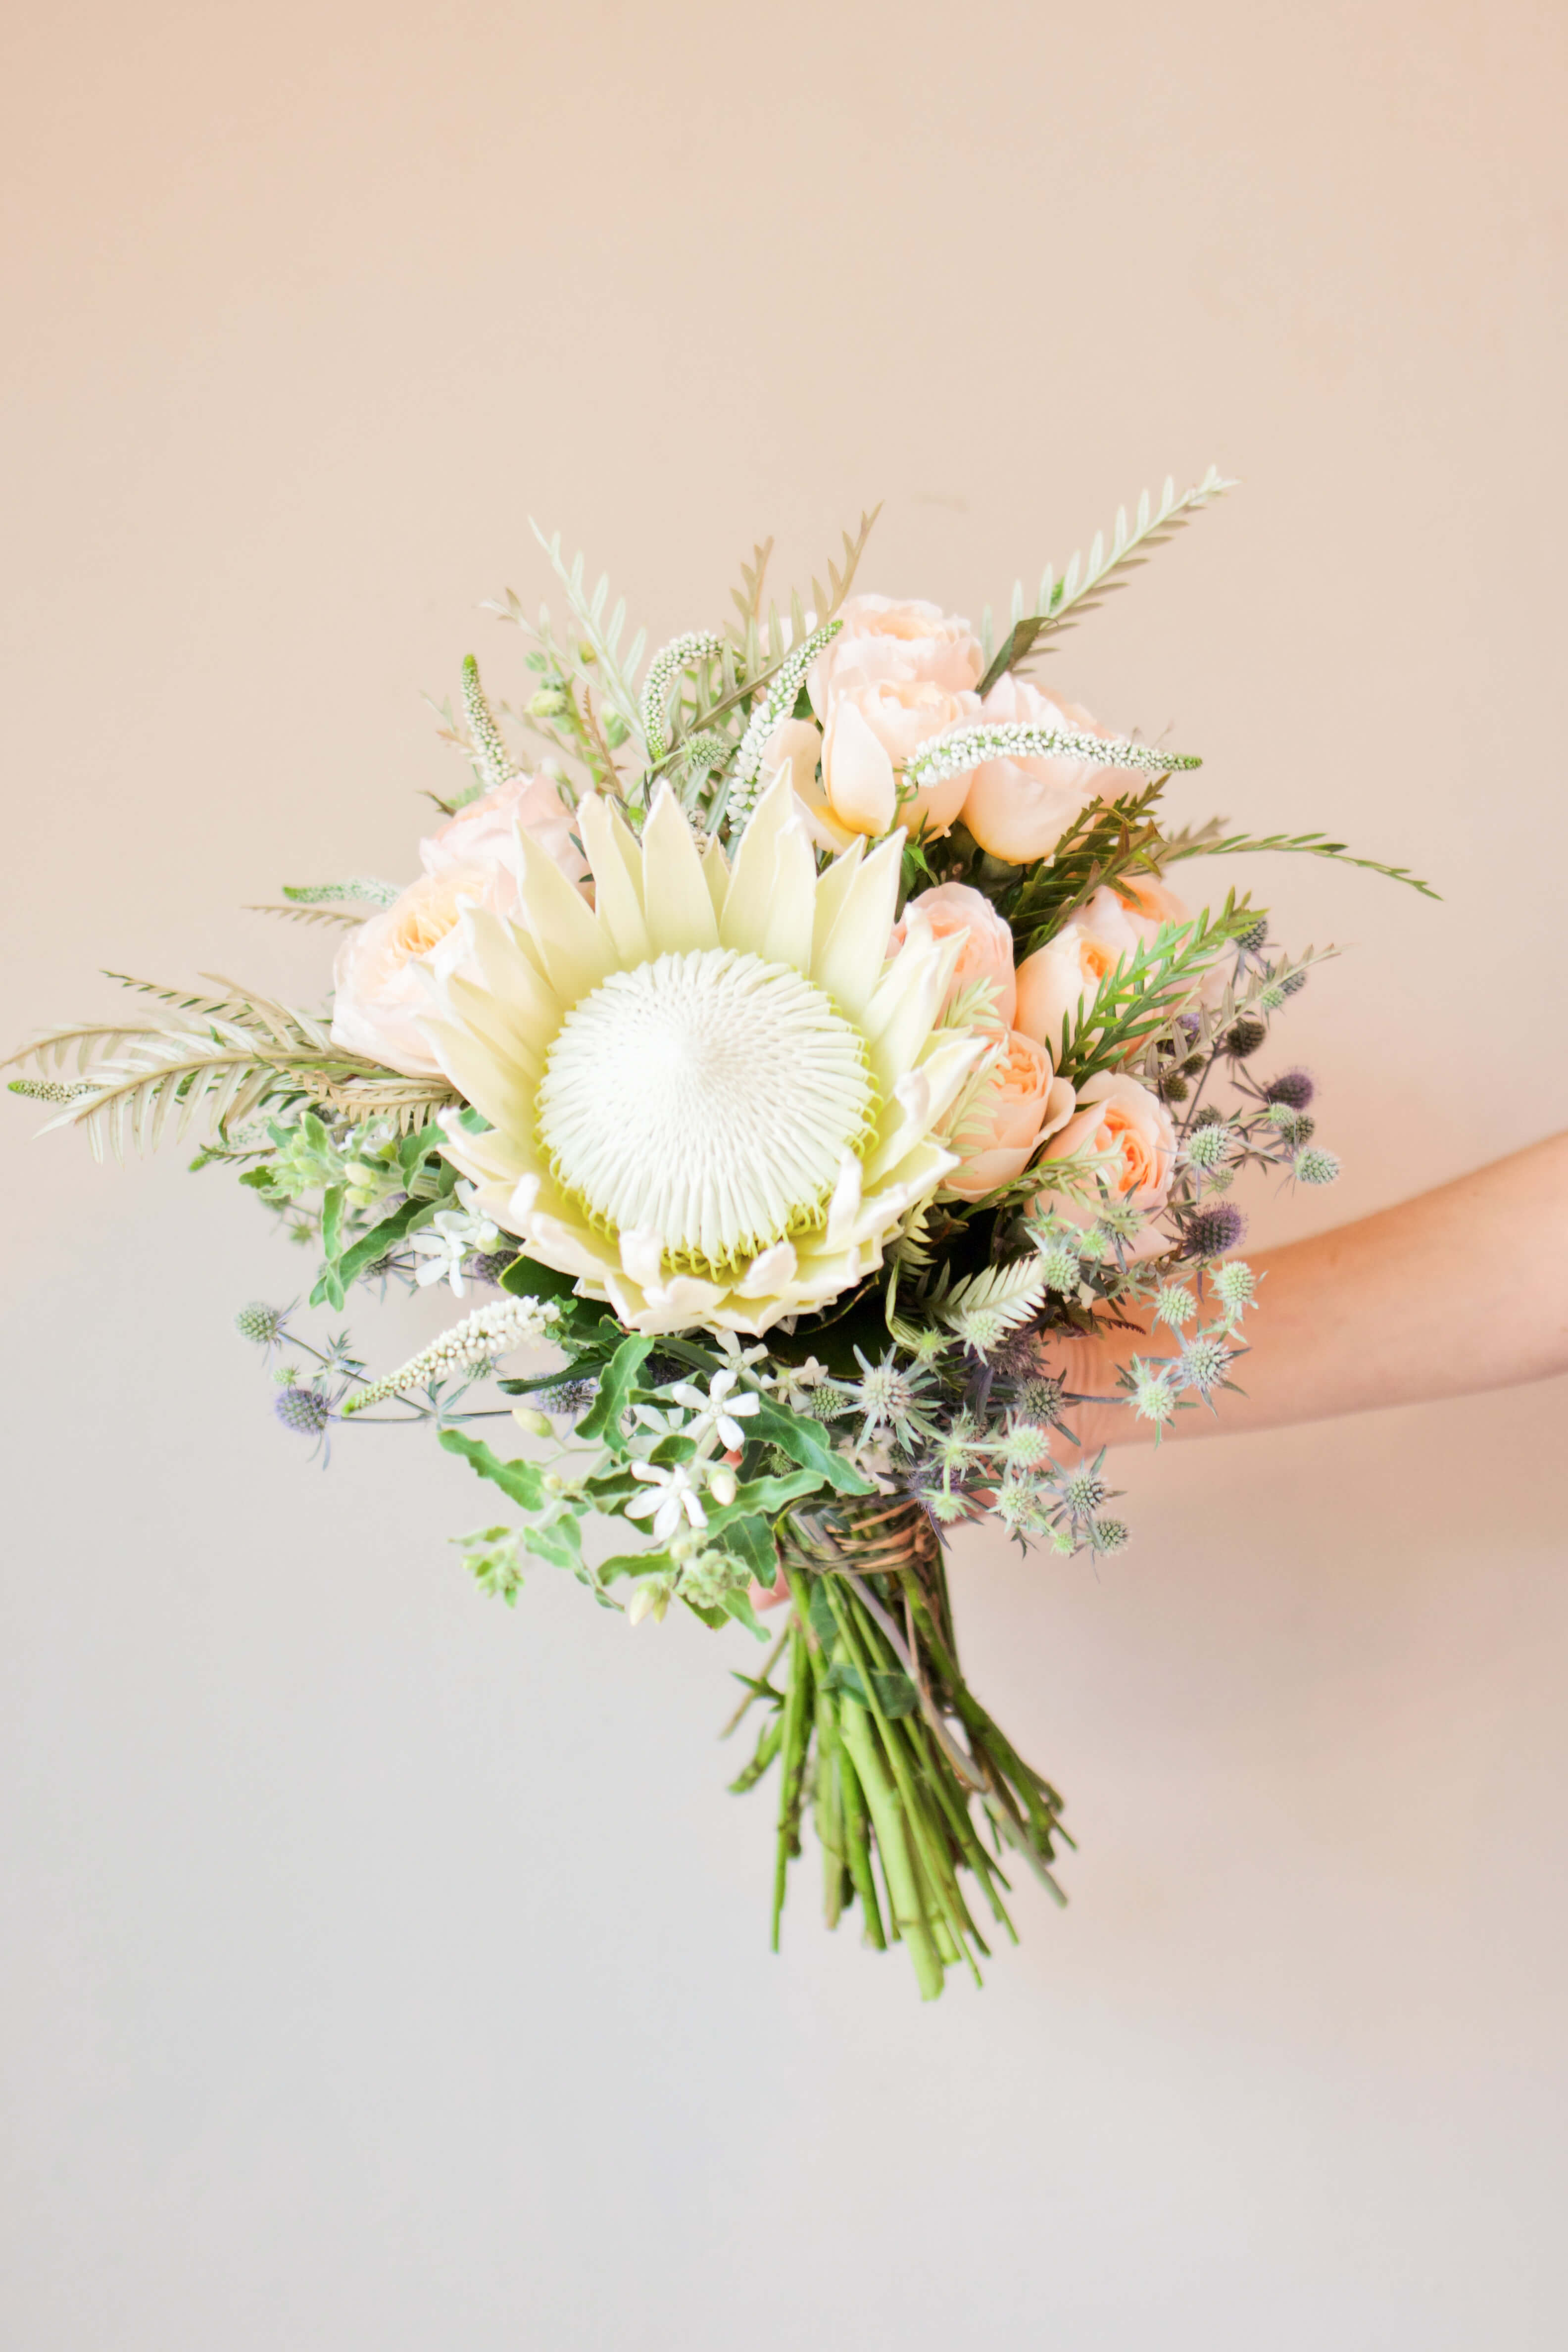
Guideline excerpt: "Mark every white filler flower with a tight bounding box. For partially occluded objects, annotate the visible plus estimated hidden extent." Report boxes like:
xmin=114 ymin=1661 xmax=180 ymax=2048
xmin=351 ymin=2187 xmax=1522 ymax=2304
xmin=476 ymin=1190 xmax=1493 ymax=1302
xmin=426 ymin=774 xmax=984 ymax=1335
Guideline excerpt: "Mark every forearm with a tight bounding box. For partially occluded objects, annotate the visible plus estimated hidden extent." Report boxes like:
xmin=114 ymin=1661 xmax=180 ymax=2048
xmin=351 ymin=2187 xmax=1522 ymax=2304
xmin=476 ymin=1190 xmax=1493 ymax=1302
xmin=1049 ymin=1132 xmax=1568 ymax=1450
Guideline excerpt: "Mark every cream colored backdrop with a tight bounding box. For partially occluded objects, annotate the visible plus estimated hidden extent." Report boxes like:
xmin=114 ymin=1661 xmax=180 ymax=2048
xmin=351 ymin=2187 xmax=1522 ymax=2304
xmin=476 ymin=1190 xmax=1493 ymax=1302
xmin=3 ymin=3 xmax=1566 ymax=2344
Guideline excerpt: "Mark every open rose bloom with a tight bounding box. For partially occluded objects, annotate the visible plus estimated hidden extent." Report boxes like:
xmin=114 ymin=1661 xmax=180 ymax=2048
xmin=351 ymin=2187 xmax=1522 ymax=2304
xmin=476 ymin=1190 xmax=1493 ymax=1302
xmin=19 ymin=474 xmax=1399 ymax=2001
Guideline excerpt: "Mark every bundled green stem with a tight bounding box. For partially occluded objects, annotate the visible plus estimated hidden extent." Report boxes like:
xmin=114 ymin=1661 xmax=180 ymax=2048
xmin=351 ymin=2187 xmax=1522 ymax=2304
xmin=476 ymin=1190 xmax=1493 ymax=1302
xmin=727 ymin=1495 xmax=1068 ymax=2000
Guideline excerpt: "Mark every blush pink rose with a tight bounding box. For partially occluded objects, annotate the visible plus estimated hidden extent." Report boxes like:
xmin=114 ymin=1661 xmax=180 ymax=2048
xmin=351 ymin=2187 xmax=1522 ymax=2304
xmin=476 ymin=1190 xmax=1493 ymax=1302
xmin=1030 ymin=1071 xmax=1176 ymax=1257
xmin=330 ymin=865 xmax=510 ymax=1077
xmin=959 ymin=674 xmax=1123 ymax=865
xmin=947 ymin=1030 xmax=1077 ymax=1201
xmin=807 ymin=593 xmax=982 ymax=716
xmin=332 ymin=771 xmax=588 ymax=1078
xmin=890 ymin=882 xmax=1018 ymax=1029
xmin=819 ymin=677 xmax=981 ymax=840
xmin=423 ymin=769 xmax=587 ymax=890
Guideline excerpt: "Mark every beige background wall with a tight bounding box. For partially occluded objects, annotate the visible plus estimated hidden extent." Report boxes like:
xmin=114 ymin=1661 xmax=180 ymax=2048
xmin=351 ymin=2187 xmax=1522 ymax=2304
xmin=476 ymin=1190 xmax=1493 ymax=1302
xmin=4 ymin=2 xmax=1566 ymax=2344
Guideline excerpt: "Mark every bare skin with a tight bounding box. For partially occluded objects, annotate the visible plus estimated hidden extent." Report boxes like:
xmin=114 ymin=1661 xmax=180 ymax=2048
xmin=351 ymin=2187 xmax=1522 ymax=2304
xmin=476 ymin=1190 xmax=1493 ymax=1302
xmin=1047 ymin=1131 xmax=1568 ymax=1452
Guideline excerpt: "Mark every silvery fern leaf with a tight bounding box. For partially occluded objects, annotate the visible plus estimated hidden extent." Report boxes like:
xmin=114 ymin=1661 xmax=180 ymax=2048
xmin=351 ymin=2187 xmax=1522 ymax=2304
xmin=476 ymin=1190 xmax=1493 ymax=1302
xmin=938 ymin=1258 xmax=1049 ymax=1340
xmin=978 ymin=467 xmax=1236 ymax=695
xmin=281 ymin=879 xmax=400 ymax=908
xmin=527 ymin=527 xmax=646 ymax=739
xmin=245 ymin=903 xmax=368 ymax=930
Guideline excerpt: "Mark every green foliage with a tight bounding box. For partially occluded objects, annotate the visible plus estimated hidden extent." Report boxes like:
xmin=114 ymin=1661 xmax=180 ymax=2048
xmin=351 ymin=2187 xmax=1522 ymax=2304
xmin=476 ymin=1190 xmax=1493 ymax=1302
xmin=439 ymin=1426 xmax=549 ymax=1512
xmin=745 ymin=1391 xmax=875 ymax=1497
xmin=977 ymin=466 xmax=1235 ymax=690
xmin=575 ymin=1336 xmax=654 ymax=1454
xmin=1162 ymin=825 xmax=1438 ymax=898
xmin=1055 ymin=898 xmax=1262 ymax=1080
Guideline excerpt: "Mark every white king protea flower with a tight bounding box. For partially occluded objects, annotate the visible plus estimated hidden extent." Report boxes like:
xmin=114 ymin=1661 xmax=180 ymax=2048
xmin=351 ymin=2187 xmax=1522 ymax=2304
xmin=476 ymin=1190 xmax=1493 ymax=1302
xmin=423 ymin=773 xmax=985 ymax=1335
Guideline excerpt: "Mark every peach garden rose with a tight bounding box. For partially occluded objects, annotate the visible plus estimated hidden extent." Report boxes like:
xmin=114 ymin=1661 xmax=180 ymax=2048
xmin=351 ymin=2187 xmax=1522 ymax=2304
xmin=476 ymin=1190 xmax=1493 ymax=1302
xmin=959 ymin=674 xmax=1124 ymax=864
xmin=1030 ymin=1070 xmax=1177 ymax=1256
xmin=946 ymin=1029 xmax=1077 ymax=1201
xmin=1013 ymin=885 xmax=1153 ymax=1056
xmin=890 ymin=882 xmax=1019 ymax=1029
xmin=331 ymin=770 xmax=583 ymax=1078
xmin=807 ymin=593 xmax=982 ymax=710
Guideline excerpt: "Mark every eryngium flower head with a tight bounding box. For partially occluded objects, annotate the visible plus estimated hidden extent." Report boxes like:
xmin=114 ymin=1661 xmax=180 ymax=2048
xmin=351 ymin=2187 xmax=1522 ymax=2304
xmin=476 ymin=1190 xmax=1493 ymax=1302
xmin=1294 ymin=1146 xmax=1341 ymax=1186
xmin=1234 ymin=917 xmax=1269 ymax=954
xmin=428 ymin=776 xmax=986 ymax=1336
xmin=1264 ymin=1068 xmax=1315 ymax=1109
xmin=1058 ymin=1460 xmax=1107 ymax=1515
xmin=801 ymin=1379 xmax=856 ymax=1423
xmin=1182 ymin=1202 xmax=1247 ymax=1260
xmin=540 ymin=1376 xmax=599 ymax=1419
xmin=1184 ymin=1121 xmax=1235 ymax=1172
xmin=1211 ymin=1258 xmax=1258 ymax=1318
xmin=1086 ymin=1517 xmax=1130 ymax=1555
xmin=236 ymin=1301 xmax=288 ymax=1347
xmin=1014 ymin=1372 xmax=1068 ymax=1427
xmin=1223 ymin=1016 xmax=1267 ymax=1059
xmin=1176 ymin=1332 xmax=1234 ymax=1397
xmin=848 ymin=1348 xmax=941 ymax=1453
xmin=465 ymin=1250 xmax=517 ymax=1287
xmin=274 ymin=1384 xmax=333 ymax=1436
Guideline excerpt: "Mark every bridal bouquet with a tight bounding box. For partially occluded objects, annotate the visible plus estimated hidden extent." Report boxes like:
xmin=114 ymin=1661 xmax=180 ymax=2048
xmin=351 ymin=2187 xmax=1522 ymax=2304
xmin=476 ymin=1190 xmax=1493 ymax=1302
xmin=8 ymin=473 xmax=1426 ymax=1998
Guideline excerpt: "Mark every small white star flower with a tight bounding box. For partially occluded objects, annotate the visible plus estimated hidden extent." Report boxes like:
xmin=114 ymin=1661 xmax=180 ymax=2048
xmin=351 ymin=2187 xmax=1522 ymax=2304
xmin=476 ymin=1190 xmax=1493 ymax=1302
xmin=410 ymin=1185 xmax=502 ymax=1296
xmin=626 ymin=1460 xmax=709 ymax=1542
xmin=666 ymin=1368 xmax=760 ymax=1453
xmin=770 ymin=1356 xmax=828 ymax=1410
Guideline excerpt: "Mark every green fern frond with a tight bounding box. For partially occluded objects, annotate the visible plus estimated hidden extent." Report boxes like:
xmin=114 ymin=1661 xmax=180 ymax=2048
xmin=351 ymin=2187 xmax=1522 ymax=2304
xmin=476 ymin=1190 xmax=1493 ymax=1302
xmin=891 ymin=1202 xmax=940 ymax=1270
xmin=245 ymin=903 xmax=368 ymax=930
xmin=1162 ymin=827 xmax=1438 ymax=899
xmin=2 ymin=1017 xmax=166 ymax=1077
xmin=526 ymin=527 xmax=647 ymax=740
xmin=312 ymin=1075 xmax=461 ymax=1132
xmin=978 ymin=467 xmax=1235 ymax=694
xmin=728 ymin=538 xmax=774 ymax=631
xmin=281 ymin=879 xmax=399 ymax=908
xmin=1055 ymin=898 xmax=1261 ymax=1081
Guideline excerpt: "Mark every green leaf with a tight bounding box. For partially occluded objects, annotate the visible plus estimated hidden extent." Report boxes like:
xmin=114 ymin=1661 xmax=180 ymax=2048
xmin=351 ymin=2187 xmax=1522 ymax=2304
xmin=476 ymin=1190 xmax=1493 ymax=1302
xmin=823 ymin=1659 xmax=919 ymax=1716
xmin=807 ymin=1580 xmax=838 ymax=1656
xmin=517 ymin=1514 xmax=582 ymax=1571
xmin=720 ymin=1588 xmax=772 ymax=1643
xmin=705 ymin=1469 xmax=824 ymax=1531
xmin=1163 ymin=827 xmax=1438 ymax=899
xmin=871 ymin=1667 xmax=920 ymax=1717
xmin=596 ymin=1549 xmax=675 ymax=1585
xmin=312 ymin=1185 xmax=346 ymax=1309
xmin=718 ymin=1513 xmax=776 ymax=1584
xmin=746 ymin=1394 xmax=873 ymax=1496
xmin=498 ymin=1252 xmax=581 ymax=1303
xmin=397 ymin=1121 xmax=444 ymax=1180
xmin=439 ymin=1426 xmax=547 ymax=1512
xmin=330 ymin=1192 xmax=439 ymax=1294
xmin=576 ymin=1336 xmax=653 ymax=1455
xmin=822 ymin=1660 xmax=868 ymax=1706
xmin=975 ymin=610 xmax=1052 ymax=698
